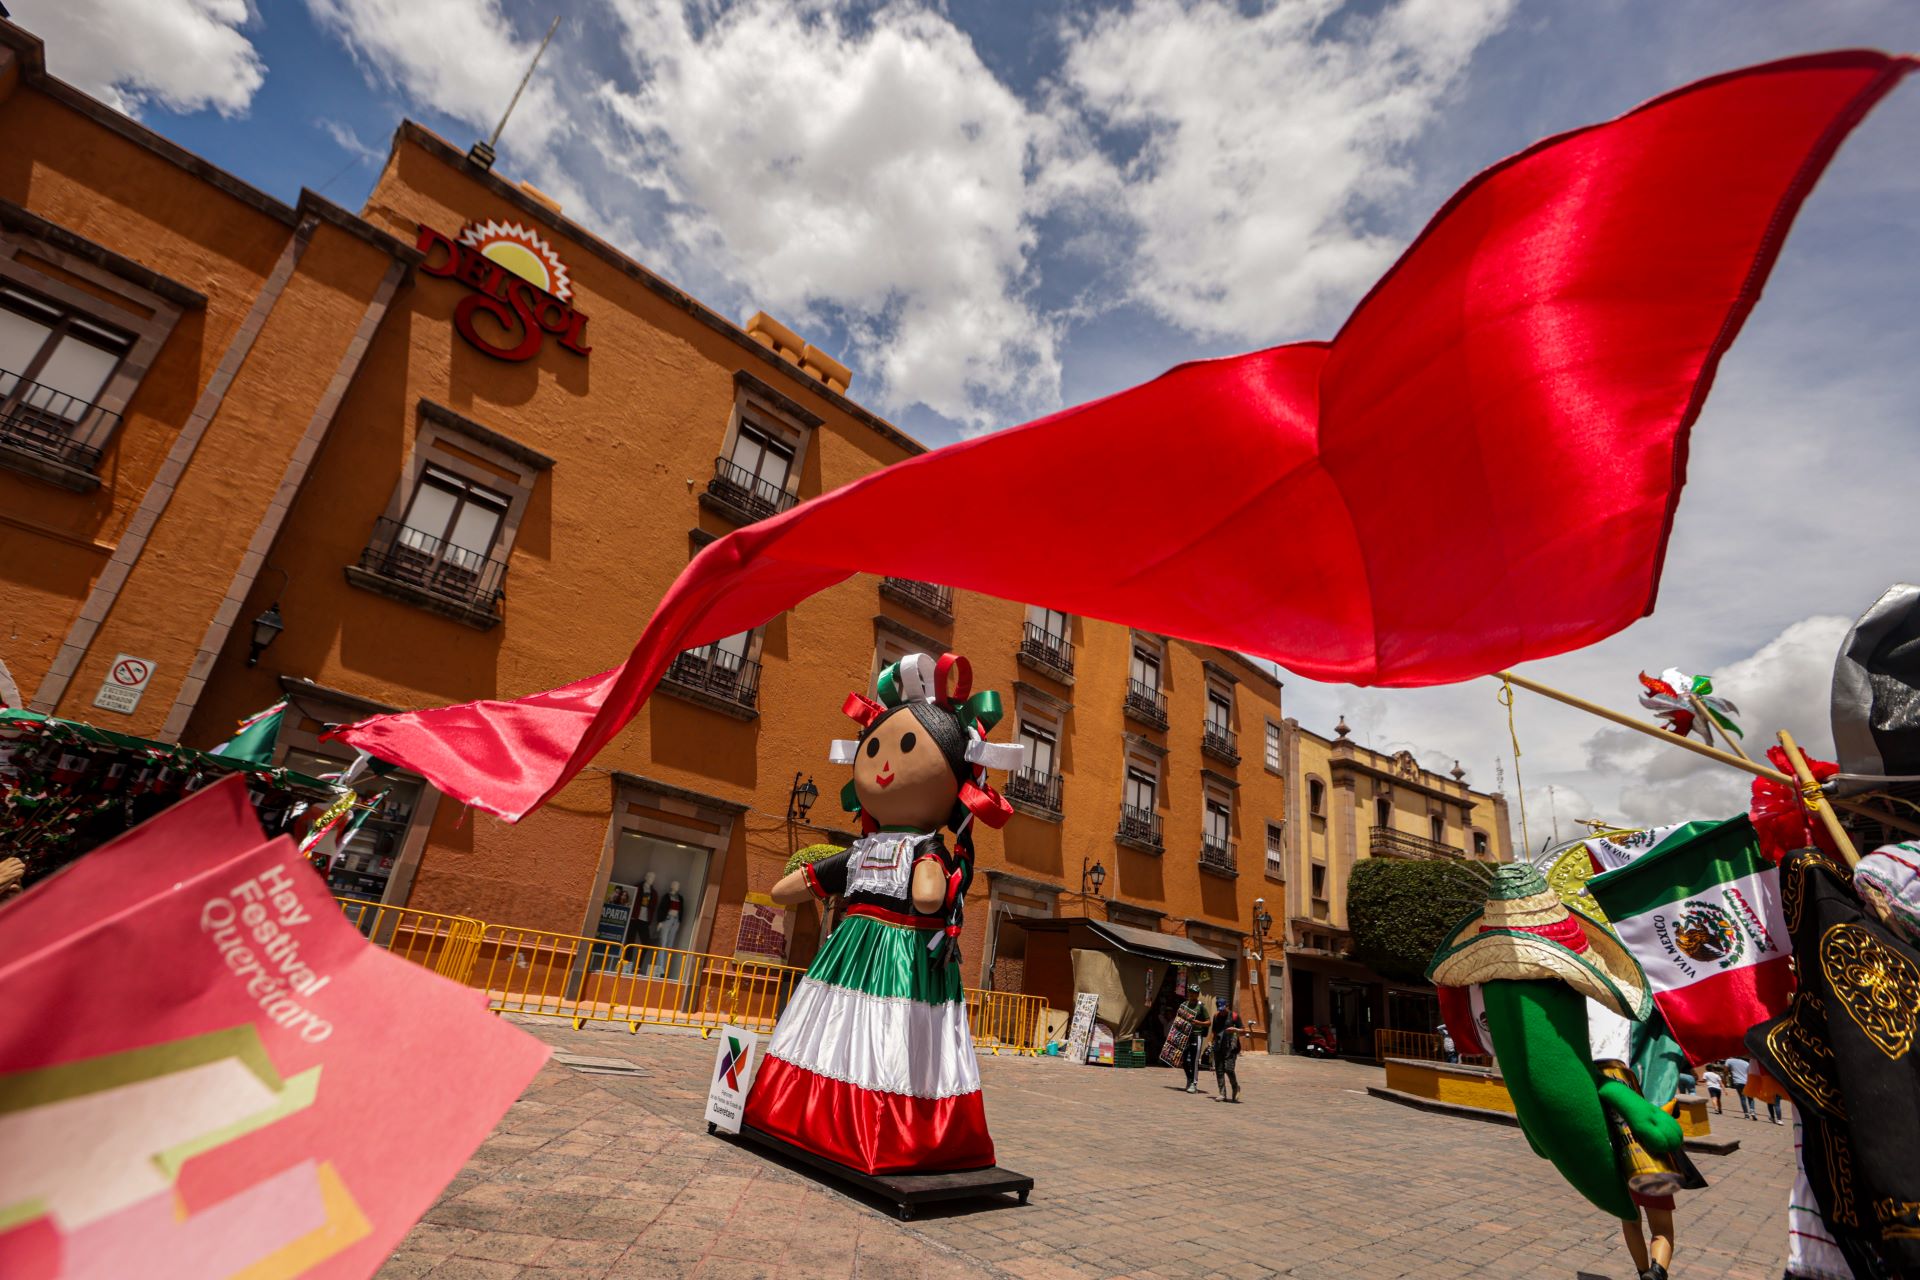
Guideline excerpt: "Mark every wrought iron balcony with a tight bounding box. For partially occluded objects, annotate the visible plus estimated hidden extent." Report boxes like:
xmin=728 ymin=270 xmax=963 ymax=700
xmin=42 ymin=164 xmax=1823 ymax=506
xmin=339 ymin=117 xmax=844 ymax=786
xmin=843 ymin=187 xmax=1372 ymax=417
xmin=879 ymin=577 xmax=954 ymax=622
xmin=1004 ymin=767 xmax=1063 ymax=817
xmin=1201 ymin=722 xmax=1240 ymax=765
xmin=0 ymin=370 xmax=119 ymax=472
xmin=1200 ymin=835 xmax=1238 ymax=878
xmin=354 ymin=517 xmax=506 ymax=620
xmin=705 ymin=456 xmax=797 ymax=523
xmin=1018 ymin=622 xmax=1074 ymax=679
xmin=1369 ymin=826 xmax=1463 ymax=861
xmin=1116 ymin=804 xmax=1163 ymax=853
xmin=1123 ymin=679 xmax=1168 ymax=730
xmin=663 ymin=647 xmax=763 ymax=711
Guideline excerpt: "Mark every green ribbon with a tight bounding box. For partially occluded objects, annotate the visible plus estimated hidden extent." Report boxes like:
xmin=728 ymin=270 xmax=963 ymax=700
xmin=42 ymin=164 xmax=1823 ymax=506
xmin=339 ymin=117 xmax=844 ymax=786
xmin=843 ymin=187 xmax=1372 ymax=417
xmin=840 ymin=778 xmax=861 ymax=816
xmin=875 ymin=662 xmax=904 ymax=708
xmin=955 ymin=690 xmax=1001 ymax=734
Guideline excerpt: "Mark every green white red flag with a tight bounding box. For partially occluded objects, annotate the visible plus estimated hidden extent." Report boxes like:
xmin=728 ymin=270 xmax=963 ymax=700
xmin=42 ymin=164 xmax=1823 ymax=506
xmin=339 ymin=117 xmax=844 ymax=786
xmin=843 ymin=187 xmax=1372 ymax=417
xmin=1586 ymin=815 xmax=1792 ymax=1064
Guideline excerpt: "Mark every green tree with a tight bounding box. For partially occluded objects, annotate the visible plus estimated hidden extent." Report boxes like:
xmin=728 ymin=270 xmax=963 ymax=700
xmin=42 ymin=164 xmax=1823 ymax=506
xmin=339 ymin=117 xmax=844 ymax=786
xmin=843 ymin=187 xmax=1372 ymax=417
xmin=1346 ymin=857 xmax=1488 ymax=983
xmin=784 ymin=843 xmax=845 ymax=877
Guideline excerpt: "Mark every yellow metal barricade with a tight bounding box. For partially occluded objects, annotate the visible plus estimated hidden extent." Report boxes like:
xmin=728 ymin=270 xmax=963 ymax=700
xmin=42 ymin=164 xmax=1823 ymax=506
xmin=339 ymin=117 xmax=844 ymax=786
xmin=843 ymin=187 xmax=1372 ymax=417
xmin=335 ymin=898 xmax=485 ymax=983
xmin=964 ymin=988 xmax=1045 ymax=1056
xmin=467 ymin=922 xmax=804 ymax=1035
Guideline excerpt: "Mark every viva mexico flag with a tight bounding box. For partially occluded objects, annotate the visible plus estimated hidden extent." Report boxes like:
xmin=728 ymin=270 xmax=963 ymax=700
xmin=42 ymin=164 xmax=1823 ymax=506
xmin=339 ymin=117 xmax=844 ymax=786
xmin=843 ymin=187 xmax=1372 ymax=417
xmin=1587 ymin=815 xmax=1793 ymax=1064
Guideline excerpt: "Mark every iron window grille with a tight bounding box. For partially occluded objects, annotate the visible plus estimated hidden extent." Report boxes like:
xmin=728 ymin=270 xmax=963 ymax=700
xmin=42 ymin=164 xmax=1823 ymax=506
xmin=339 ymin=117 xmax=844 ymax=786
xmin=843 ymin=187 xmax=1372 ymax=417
xmin=1019 ymin=621 xmax=1075 ymax=677
xmin=0 ymin=369 xmax=119 ymax=471
xmin=664 ymin=647 xmax=763 ymax=710
xmin=1200 ymin=835 xmax=1237 ymax=876
xmin=879 ymin=577 xmax=953 ymax=618
xmin=1005 ymin=767 xmax=1063 ymax=816
xmin=358 ymin=516 xmax=507 ymax=614
xmin=707 ymin=454 xmax=797 ymax=522
xmin=1123 ymin=678 xmax=1168 ymax=729
xmin=1117 ymin=804 xmax=1163 ymax=851
xmin=1201 ymin=722 xmax=1240 ymax=765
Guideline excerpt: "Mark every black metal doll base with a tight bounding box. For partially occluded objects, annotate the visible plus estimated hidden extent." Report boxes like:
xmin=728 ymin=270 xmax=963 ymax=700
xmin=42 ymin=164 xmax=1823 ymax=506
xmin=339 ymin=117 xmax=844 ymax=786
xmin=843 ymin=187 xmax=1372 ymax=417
xmin=711 ymin=1121 xmax=1033 ymax=1220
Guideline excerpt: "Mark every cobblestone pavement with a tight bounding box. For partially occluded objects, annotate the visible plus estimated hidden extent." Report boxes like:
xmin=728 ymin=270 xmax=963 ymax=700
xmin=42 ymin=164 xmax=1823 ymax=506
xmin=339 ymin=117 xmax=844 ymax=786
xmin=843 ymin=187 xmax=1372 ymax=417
xmin=380 ymin=1017 xmax=1795 ymax=1280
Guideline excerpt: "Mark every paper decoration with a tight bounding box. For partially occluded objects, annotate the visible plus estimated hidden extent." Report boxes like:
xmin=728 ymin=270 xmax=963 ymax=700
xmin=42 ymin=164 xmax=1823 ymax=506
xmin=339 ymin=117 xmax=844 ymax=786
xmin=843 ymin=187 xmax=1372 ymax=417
xmin=0 ymin=778 xmax=549 ymax=1279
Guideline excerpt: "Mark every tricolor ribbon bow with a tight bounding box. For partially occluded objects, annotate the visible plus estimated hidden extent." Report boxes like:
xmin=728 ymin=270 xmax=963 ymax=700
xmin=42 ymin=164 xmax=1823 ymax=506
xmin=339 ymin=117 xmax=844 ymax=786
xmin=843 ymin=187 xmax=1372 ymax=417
xmin=1637 ymin=668 xmax=1741 ymax=743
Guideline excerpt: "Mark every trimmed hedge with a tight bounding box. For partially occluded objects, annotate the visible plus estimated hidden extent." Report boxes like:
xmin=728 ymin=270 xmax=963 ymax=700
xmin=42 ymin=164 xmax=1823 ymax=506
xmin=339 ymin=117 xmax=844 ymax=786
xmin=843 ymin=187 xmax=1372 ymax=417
xmin=1346 ymin=857 xmax=1489 ymax=984
xmin=784 ymin=843 xmax=846 ymax=877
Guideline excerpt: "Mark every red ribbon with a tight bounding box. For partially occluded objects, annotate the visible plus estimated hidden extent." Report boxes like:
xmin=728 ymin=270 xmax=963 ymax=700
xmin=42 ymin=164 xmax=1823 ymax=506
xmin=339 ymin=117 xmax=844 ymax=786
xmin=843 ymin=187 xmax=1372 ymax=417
xmin=934 ymin=653 xmax=971 ymax=711
xmin=842 ymin=692 xmax=883 ymax=727
xmin=958 ymin=780 xmax=1013 ymax=829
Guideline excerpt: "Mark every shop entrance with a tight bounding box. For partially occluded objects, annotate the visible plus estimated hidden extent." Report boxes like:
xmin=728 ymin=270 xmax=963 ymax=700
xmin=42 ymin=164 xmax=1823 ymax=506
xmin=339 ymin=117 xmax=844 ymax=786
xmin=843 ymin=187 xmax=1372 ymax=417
xmin=594 ymin=831 xmax=710 ymax=976
xmin=1328 ymin=979 xmax=1374 ymax=1058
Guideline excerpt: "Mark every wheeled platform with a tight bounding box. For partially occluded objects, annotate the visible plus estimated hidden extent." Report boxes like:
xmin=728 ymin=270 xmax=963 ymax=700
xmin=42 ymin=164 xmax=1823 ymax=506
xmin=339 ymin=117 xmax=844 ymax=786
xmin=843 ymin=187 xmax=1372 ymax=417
xmin=711 ymin=1121 xmax=1033 ymax=1220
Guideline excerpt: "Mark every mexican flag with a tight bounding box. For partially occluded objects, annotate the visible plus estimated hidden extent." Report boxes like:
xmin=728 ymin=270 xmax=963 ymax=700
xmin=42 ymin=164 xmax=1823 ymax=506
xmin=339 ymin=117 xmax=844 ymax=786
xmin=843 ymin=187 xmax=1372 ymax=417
xmin=209 ymin=701 xmax=287 ymax=766
xmin=1587 ymin=814 xmax=1793 ymax=1064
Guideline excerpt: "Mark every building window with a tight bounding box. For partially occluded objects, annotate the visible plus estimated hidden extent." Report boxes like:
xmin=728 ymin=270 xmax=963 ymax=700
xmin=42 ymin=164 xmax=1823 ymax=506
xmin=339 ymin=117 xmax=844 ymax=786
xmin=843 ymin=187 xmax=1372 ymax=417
xmin=1124 ymin=639 xmax=1168 ymax=728
xmin=1430 ymin=814 xmax=1445 ymax=845
xmin=0 ymin=285 xmax=132 ymax=465
xmin=706 ymin=375 xmax=815 ymax=524
xmin=1473 ymin=830 xmax=1490 ymax=858
xmin=1019 ymin=720 xmax=1057 ymax=777
xmin=1264 ymin=720 xmax=1282 ymax=772
xmin=665 ymin=629 xmax=764 ymax=713
xmin=1308 ymin=778 xmax=1325 ymax=816
xmin=1020 ymin=606 xmax=1075 ymax=677
xmin=1311 ymin=862 xmax=1327 ymax=899
xmin=376 ymin=464 xmax=511 ymax=601
xmin=1266 ymin=821 xmax=1285 ymax=879
xmin=1125 ymin=765 xmax=1157 ymax=813
xmin=1006 ymin=710 xmax=1064 ymax=818
xmin=1201 ymin=685 xmax=1238 ymax=764
xmin=1375 ymin=795 xmax=1392 ymax=829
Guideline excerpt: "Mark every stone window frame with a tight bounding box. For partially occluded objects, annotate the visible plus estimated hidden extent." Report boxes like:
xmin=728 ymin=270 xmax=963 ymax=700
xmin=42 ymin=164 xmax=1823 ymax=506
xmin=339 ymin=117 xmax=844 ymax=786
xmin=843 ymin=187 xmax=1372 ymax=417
xmin=1306 ymin=774 xmax=1327 ymax=819
xmin=1011 ymin=681 xmax=1068 ymax=781
xmin=590 ymin=772 xmax=747 ymax=954
xmin=273 ymin=676 xmax=443 ymax=909
xmin=704 ymin=370 xmax=822 ymax=523
xmin=0 ymin=201 xmax=202 ymax=489
xmin=1202 ymin=770 xmax=1237 ymax=867
xmin=1122 ymin=733 xmax=1165 ymax=813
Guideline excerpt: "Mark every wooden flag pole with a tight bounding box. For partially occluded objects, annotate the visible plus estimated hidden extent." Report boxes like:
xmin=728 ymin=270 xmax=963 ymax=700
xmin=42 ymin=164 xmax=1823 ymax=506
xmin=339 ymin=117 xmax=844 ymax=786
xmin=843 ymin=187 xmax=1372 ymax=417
xmin=1777 ymin=729 xmax=1862 ymax=869
xmin=1688 ymin=692 xmax=1756 ymax=765
xmin=1494 ymin=670 xmax=1920 ymax=839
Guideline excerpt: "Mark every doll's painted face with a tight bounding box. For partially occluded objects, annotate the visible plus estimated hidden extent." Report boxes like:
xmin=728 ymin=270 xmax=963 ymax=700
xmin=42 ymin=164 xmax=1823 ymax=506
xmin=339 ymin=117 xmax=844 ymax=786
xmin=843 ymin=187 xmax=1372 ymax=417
xmin=854 ymin=705 xmax=963 ymax=830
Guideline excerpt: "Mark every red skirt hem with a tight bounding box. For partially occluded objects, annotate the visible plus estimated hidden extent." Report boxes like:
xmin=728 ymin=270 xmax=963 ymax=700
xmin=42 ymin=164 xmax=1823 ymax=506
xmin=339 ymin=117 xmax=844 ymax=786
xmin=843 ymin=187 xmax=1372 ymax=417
xmin=742 ymin=1054 xmax=996 ymax=1175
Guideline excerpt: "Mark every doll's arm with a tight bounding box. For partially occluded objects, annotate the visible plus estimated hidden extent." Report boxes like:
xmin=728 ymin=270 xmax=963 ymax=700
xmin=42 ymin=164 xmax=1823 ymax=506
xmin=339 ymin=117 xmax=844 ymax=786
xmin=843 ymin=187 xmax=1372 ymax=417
xmin=911 ymin=858 xmax=947 ymax=913
xmin=1597 ymin=1078 xmax=1684 ymax=1154
xmin=769 ymin=870 xmax=816 ymax=906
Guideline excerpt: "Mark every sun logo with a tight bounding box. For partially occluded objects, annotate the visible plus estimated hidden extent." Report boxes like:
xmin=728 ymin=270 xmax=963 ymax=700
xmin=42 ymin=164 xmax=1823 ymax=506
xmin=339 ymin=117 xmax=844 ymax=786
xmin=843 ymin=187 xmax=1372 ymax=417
xmin=458 ymin=220 xmax=572 ymax=302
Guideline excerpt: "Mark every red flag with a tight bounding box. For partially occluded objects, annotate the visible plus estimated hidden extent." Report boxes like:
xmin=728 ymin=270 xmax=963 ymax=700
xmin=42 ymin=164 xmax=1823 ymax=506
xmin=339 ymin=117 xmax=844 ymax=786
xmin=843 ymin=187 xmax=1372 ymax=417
xmin=336 ymin=52 xmax=1915 ymax=822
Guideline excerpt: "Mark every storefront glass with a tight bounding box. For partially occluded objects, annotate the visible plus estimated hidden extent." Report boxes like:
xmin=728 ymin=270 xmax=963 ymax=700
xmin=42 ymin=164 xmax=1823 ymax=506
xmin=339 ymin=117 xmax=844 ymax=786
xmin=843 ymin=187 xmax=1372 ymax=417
xmin=595 ymin=831 xmax=710 ymax=973
xmin=285 ymin=747 xmax=424 ymax=904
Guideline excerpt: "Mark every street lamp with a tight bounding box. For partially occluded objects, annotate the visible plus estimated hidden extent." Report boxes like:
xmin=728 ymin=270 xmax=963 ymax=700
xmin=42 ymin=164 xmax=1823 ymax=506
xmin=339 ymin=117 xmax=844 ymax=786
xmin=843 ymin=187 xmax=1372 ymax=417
xmin=1081 ymin=857 xmax=1106 ymax=902
xmin=1254 ymin=897 xmax=1273 ymax=941
xmin=786 ymin=772 xmax=819 ymax=823
xmin=245 ymin=603 xmax=284 ymax=667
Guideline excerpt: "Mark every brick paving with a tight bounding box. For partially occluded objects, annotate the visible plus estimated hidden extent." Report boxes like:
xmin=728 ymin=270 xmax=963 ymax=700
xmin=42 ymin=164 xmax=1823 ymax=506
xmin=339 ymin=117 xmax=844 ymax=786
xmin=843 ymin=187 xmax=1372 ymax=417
xmin=380 ymin=1016 xmax=1795 ymax=1280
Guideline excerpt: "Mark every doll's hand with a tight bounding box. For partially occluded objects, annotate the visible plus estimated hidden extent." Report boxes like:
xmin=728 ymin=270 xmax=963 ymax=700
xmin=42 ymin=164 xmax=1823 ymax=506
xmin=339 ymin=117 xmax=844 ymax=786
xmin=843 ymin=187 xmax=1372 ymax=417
xmin=1597 ymin=1078 xmax=1684 ymax=1154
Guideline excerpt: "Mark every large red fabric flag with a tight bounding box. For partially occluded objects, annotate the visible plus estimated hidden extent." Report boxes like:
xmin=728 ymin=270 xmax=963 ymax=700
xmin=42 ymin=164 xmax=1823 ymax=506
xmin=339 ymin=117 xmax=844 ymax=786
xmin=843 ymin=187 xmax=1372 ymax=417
xmin=336 ymin=52 xmax=1914 ymax=822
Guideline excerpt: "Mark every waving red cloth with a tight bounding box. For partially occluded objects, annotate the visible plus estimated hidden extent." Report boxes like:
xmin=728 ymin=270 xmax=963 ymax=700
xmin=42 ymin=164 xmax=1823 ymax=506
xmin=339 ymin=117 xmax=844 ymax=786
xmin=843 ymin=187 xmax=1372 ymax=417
xmin=335 ymin=52 xmax=1914 ymax=821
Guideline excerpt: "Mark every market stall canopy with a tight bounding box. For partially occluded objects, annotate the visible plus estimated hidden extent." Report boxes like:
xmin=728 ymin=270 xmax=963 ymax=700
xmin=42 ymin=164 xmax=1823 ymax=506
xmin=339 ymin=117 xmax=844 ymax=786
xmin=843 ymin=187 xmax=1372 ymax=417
xmin=1020 ymin=916 xmax=1227 ymax=970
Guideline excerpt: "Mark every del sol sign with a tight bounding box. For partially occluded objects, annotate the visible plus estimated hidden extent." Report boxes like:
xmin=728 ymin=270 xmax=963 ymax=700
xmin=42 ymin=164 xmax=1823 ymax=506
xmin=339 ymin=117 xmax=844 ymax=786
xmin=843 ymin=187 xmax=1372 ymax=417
xmin=416 ymin=219 xmax=591 ymax=362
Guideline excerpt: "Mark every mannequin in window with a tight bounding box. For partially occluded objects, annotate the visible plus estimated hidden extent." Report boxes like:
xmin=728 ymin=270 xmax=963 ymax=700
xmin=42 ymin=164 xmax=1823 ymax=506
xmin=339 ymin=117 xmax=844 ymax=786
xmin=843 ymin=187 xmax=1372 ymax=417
xmin=650 ymin=881 xmax=684 ymax=977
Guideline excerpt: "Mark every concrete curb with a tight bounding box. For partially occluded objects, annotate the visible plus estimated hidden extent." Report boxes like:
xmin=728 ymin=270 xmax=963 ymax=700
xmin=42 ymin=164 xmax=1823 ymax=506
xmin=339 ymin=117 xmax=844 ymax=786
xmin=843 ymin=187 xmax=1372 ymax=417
xmin=1365 ymin=1084 xmax=1742 ymax=1155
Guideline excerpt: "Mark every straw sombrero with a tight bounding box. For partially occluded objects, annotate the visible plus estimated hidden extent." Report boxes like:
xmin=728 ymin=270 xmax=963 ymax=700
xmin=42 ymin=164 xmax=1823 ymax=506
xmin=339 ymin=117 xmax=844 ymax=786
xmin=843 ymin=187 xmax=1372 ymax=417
xmin=1426 ymin=864 xmax=1653 ymax=1021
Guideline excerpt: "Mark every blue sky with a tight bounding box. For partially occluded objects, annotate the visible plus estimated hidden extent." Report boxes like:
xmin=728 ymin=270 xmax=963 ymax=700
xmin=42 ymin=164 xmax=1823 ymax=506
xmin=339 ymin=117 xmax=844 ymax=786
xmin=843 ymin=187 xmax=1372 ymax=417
xmin=20 ymin=0 xmax=1920 ymax=839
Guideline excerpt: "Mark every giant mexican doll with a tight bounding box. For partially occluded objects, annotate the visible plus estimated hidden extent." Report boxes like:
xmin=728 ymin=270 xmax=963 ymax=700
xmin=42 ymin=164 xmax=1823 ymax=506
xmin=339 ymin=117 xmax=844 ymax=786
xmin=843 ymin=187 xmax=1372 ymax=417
xmin=744 ymin=651 xmax=1020 ymax=1174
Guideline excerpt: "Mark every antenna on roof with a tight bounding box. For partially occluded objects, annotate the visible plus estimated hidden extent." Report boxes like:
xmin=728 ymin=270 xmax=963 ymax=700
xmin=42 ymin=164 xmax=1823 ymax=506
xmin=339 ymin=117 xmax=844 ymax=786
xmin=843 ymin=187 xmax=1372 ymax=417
xmin=467 ymin=13 xmax=562 ymax=172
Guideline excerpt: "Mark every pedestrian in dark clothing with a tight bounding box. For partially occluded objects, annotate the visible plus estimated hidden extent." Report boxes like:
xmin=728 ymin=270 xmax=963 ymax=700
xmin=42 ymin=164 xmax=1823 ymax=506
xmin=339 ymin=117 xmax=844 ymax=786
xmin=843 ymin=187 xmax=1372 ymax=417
xmin=1176 ymin=991 xmax=1207 ymax=1093
xmin=1212 ymin=1004 xmax=1243 ymax=1102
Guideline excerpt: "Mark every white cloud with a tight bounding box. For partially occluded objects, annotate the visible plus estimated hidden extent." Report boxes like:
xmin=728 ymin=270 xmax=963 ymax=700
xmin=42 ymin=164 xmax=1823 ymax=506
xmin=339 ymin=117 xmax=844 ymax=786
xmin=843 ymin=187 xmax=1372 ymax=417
xmin=1054 ymin=0 xmax=1516 ymax=341
xmin=318 ymin=118 xmax=382 ymax=164
xmin=11 ymin=0 xmax=265 ymax=118
xmin=595 ymin=0 xmax=1068 ymax=429
xmin=302 ymin=0 xmax=560 ymax=150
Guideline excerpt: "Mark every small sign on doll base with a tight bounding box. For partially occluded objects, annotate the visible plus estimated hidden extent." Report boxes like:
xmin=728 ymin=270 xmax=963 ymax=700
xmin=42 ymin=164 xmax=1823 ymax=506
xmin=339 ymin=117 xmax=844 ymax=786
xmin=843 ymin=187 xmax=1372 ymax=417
xmin=704 ymin=1025 xmax=762 ymax=1134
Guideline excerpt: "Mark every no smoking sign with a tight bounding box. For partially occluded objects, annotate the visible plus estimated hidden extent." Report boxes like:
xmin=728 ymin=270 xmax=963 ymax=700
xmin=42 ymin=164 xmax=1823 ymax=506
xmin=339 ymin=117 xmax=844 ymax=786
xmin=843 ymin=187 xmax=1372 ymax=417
xmin=92 ymin=653 xmax=157 ymax=716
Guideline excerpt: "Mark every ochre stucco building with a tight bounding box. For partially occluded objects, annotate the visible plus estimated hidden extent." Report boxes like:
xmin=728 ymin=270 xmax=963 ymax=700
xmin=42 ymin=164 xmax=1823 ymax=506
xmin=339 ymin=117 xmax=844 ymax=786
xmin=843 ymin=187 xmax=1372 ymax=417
xmin=1276 ymin=717 xmax=1512 ymax=1055
xmin=0 ymin=19 xmax=1304 ymax=1036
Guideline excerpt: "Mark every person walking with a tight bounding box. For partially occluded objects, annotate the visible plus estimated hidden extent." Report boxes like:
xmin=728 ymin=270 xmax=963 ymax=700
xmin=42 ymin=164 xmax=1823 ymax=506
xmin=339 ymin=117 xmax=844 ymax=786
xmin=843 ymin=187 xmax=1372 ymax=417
xmin=1725 ymin=1055 xmax=1755 ymax=1120
xmin=1177 ymin=988 xmax=1208 ymax=1093
xmin=1441 ymin=1025 xmax=1459 ymax=1064
xmin=1211 ymin=1003 xmax=1244 ymax=1102
xmin=1702 ymin=1065 xmax=1724 ymax=1114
